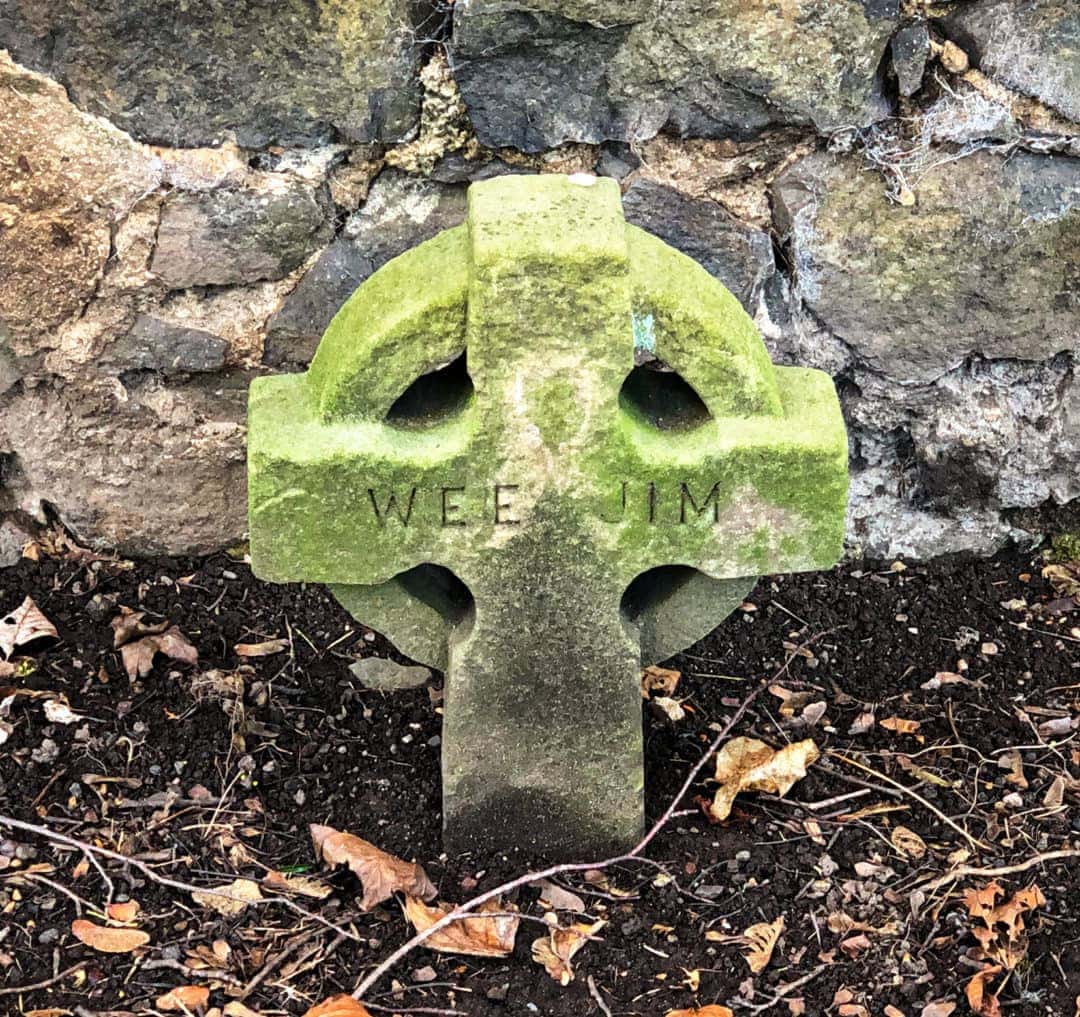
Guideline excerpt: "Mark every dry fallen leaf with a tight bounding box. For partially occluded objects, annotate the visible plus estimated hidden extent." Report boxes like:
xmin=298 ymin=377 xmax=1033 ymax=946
xmin=963 ymin=881 xmax=1045 ymax=970
xmin=965 ymin=966 xmax=1003 ymax=1017
xmin=0 ymin=596 xmax=58 ymax=658
xmin=105 ymin=900 xmax=140 ymax=923
xmin=303 ymin=996 xmax=372 ymax=1017
xmin=920 ymin=1002 xmax=955 ymax=1017
xmin=263 ymin=869 xmax=332 ymax=900
xmin=311 ymin=824 xmax=436 ymax=911
xmin=666 ymin=1007 xmax=735 ymax=1017
xmin=708 ymin=738 xmax=819 ymax=821
xmin=43 ymin=699 xmax=83 ymax=725
xmin=997 ymin=750 xmax=1028 ymax=789
xmin=1042 ymin=775 xmax=1066 ymax=808
xmin=743 ymin=916 xmax=783 ymax=973
xmin=157 ymin=986 xmax=211 ymax=1012
xmin=403 ymin=896 xmax=519 ymax=958
xmin=880 ymin=716 xmax=921 ymax=735
xmin=110 ymin=606 xmax=169 ymax=646
xmin=223 ymin=1003 xmax=263 ymax=1017
xmin=652 ymin=696 xmax=687 ymax=722
xmin=531 ymin=918 xmax=606 ymax=985
xmin=890 ymin=825 xmax=927 ymax=860
xmin=121 ymin=625 xmax=198 ymax=679
xmin=192 ymin=877 xmax=263 ymax=916
xmin=71 ymin=919 xmax=150 ymax=953
xmin=641 ymin=665 xmax=681 ymax=698
xmin=234 ymin=639 xmax=289 ymax=658
xmin=535 ymin=878 xmax=586 ymax=913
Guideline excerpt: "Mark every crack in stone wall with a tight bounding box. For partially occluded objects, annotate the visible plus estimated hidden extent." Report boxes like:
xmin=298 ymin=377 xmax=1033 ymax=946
xmin=1 ymin=0 xmax=1077 ymax=562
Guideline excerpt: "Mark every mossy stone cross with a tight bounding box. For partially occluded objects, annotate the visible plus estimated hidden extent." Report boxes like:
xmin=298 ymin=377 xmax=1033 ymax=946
xmin=248 ymin=174 xmax=847 ymax=858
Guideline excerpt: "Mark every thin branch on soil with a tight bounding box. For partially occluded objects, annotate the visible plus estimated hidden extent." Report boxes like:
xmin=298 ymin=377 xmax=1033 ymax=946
xmin=734 ymin=962 xmax=831 ymax=1013
xmin=914 ymin=848 xmax=1080 ymax=895
xmin=0 ymin=961 xmax=88 ymax=997
xmin=827 ymin=751 xmax=991 ymax=852
xmin=352 ymin=676 xmax=768 ymax=1000
xmin=0 ymin=813 xmax=364 ymax=943
xmin=240 ymin=927 xmax=333 ymax=999
xmin=138 ymin=956 xmax=245 ymax=987
xmin=588 ymin=974 xmax=614 ymax=1017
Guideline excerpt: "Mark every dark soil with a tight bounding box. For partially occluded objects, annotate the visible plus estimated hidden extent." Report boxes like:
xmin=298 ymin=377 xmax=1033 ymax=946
xmin=1 ymin=543 xmax=1078 ymax=1016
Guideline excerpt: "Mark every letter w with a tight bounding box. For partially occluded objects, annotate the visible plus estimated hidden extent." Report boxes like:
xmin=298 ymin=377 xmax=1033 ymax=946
xmin=368 ymin=487 xmax=417 ymax=526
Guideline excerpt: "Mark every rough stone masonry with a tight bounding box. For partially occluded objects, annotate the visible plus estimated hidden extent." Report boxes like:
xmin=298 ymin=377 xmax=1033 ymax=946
xmin=248 ymin=174 xmax=847 ymax=855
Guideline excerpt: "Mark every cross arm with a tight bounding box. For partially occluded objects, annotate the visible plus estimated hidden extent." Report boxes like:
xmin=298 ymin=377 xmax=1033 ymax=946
xmin=248 ymin=372 xmax=484 ymax=586
xmin=601 ymin=365 xmax=848 ymax=583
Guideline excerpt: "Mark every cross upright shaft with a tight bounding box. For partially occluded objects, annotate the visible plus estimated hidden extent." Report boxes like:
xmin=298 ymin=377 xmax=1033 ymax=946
xmin=248 ymin=174 xmax=847 ymax=857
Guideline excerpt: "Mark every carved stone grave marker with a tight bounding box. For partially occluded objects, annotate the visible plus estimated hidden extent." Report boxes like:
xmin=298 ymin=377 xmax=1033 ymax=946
xmin=248 ymin=174 xmax=847 ymax=857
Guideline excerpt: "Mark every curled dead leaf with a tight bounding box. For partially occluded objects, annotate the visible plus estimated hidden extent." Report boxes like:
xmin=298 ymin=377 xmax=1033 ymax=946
xmin=641 ymin=665 xmax=680 ymax=698
xmin=880 ymin=716 xmax=921 ymax=735
xmin=263 ymin=869 xmax=332 ymax=900
xmin=120 ymin=625 xmax=197 ymax=679
xmin=303 ymin=997 xmax=372 ymax=1017
xmin=963 ymin=881 xmax=1045 ymax=970
xmin=890 ymin=825 xmax=927 ymax=860
xmin=192 ymin=877 xmax=263 ymax=916
xmin=535 ymin=878 xmax=586 ymax=913
xmin=651 ymin=696 xmax=686 ymax=722
xmin=742 ymin=916 xmax=783 ymax=973
xmin=965 ymin=966 xmax=1003 ymax=1017
xmin=157 ymin=985 xmax=211 ymax=1012
xmin=311 ymin=824 xmax=435 ymax=911
xmin=234 ymin=639 xmax=288 ymax=658
xmin=0 ymin=596 xmax=58 ymax=658
xmin=43 ymin=699 xmax=83 ymax=725
xmin=666 ymin=1008 xmax=735 ymax=1017
xmin=920 ymin=1003 xmax=955 ymax=1017
xmin=709 ymin=738 xmax=819 ymax=821
xmin=403 ymin=896 xmax=519 ymax=958
xmin=531 ymin=918 xmax=606 ymax=985
xmin=110 ymin=606 xmax=169 ymax=646
xmin=71 ymin=919 xmax=150 ymax=953
xmin=105 ymin=900 xmax=140 ymax=923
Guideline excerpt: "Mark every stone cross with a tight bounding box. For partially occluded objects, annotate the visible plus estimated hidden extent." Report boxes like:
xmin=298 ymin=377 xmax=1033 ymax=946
xmin=248 ymin=174 xmax=847 ymax=858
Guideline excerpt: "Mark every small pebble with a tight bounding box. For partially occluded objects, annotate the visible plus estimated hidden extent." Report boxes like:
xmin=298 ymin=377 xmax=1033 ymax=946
xmin=222 ymin=570 xmax=238 ymax=580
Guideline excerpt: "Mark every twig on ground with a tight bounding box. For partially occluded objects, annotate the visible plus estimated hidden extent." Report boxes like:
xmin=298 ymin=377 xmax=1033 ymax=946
xmin=0 ymin=813 xmax=364 ymax=943
xmin=734 ymin=962 xmax=831 ymax=1013
xmin=827 ymin=751 xmax=991 ymax=852
xmin=588 ymin=974 xmax=614 ymax=1017
xmin=138 ymin=956 xmax=245 ymax=987
xmin=241 ymin=927 xmax=333 ymax=999
xmin=914 ymin=848 xmax=1080 ymax=895
xmin=0 ymin=961 xmax=88 ymax=996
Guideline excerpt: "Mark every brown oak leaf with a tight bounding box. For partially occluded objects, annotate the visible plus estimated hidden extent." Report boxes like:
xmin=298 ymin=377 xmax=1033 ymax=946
xmin=311 ymin=824 xmax=435 ymax=911
xmin=708 ymin=738 xmax=819 ymax=821
xmin=120 ymin=625 xmax=198 ymax=679
xmin=966 ymin=965 xmax=1004 ymax=1017
xmin=743 ymin=916 xmax=784 ymax=973
xmin=531 ymin=918 xmax=606 ymax=985
xmin=403 ymin=896 xmax=520 ymax=958
xmin=0 ymin=596 xmax=58 ymax=658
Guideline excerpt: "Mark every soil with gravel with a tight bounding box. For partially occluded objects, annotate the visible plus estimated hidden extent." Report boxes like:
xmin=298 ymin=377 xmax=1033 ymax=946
xmin=1 ymin=544 xmax=1078 ymax=1016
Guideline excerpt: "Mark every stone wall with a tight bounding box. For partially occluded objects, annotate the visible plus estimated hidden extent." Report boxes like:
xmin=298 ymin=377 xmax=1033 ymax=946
xmin=0 ymin=0 xmax=1077 ymax=562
